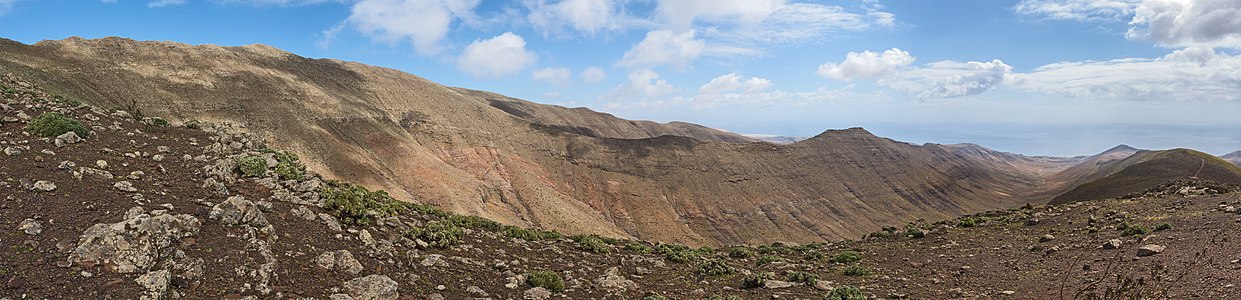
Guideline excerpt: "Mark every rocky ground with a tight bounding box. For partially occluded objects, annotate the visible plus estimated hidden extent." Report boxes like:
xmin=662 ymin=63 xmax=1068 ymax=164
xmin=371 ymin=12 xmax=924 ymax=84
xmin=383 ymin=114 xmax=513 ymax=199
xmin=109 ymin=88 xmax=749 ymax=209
xmin=3 ymin=74 xmax=1241 ymax=299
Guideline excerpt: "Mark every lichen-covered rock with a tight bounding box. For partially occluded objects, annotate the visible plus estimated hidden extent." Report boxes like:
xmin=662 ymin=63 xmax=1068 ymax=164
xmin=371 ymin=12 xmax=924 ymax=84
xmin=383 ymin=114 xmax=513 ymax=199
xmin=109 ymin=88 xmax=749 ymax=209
xmin=69 ymin=212 xmax=201 ymax=273
xmin=135 ymin=269 xmax=174 ymax=300
xmin=316 ymin=250 xmax=363 ymax=275
xmin=209 ymin=196 xmax=269 ymax=228
xmin=114 ymin=181 xmax=138 ymax=192
xmin=594 ymin=266 xmax=637 ymax=292
xmin=19 ymin=218 xmax=42 ymax=235
xmin=343 ymin=274 xmax=399 ymax=300
xmin=31 ymin=180 xmax=56 ymax=192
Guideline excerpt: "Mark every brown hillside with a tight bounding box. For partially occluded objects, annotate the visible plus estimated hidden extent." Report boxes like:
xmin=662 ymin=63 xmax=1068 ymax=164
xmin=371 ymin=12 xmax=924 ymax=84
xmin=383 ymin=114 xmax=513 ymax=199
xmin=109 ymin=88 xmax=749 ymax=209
xmin=1050 ymin=149 xmax=1241 ymax=204
xmin=1223 ymin=151 xmax=1241 ymax=166
xmin=0 ymin=37 xmax=1048 ymax=245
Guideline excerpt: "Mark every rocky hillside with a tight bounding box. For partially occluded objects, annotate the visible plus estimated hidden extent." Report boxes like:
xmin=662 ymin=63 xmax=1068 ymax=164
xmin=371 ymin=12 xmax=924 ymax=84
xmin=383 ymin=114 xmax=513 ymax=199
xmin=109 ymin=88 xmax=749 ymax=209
xmin=0 ymin=37 xmax=1058 ymax=245
xmin=6 ymin=74 xmax=1241 ymax=299
xmin=1051 ymin=149 xmax=1241 ymax=204
xmin=1223 ymin=151 xmax=1241 ymax=166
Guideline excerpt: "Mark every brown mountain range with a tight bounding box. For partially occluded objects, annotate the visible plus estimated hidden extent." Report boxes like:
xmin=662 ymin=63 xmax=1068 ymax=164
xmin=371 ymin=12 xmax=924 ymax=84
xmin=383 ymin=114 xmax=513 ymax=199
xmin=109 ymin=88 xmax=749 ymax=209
xmin=0 ymin=37 xmax=1225 ymax=245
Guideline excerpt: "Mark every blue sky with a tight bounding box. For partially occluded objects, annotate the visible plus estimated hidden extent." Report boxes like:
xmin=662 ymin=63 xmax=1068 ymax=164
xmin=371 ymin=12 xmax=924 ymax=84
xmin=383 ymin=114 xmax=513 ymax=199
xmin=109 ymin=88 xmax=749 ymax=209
xmin=2 ymin=0 xmax=1240 ymax=156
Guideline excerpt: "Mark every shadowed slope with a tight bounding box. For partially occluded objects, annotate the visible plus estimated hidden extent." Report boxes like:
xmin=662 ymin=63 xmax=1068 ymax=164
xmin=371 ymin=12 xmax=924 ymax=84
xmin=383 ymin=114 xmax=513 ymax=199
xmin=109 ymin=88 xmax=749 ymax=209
xmin=1050 ymin=149 xmax=1241 ymax=204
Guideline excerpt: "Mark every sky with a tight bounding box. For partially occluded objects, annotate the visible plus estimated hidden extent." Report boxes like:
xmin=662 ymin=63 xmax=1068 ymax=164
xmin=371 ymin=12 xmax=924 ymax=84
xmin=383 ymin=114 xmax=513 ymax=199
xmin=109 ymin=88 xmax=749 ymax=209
xmin=1 ymin=0 xmax=1240 ymax=157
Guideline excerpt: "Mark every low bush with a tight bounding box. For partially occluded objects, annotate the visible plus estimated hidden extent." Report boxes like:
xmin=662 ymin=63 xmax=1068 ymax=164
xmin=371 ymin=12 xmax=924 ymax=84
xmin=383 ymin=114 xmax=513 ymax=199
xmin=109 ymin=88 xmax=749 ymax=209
xmin=1153 ymin=223 xmax=1172 ymax=231
xmin=575 ymin=235 xmax=609 ymax=253
xmin=25 ymin=112 xmax=88 ymax=138
xmin=787 ymin=271 xmax=818 ymax=285
xmin=804 ymin=251 xmax=825 ymax=261
xmin=236 ymin=156 xmax=268 ymax=178
xmin=696 ymin=259 xmax=735 ymax=277
xmin=504 ymin=226 xmax=556 ymax=241
xmin=320 ymin=182 xmax=407 ymax=225
xmin=183 ymin=119 xmax=202 ymax=129
xmin=447 ymin=214 xmax=502 ymax=231
xmin=830 ymin=251 xmax=862 ymax=264
xmin=843 ymin=265 xmax=871 ymax=276
xmin=274 ymin=162 xmax=303 ymax=180
xmin=826 ymin=285 xmax=866 ymax=300
xmin=625 ymin=242 xmax=654 ymax=254
xmin=1120 ymin=222 xmax=1148 ymax=236
xmin=728 ymin=247 xmax=754 ymax=259
xmin=756 ymin=255 xmax=782 ymax=266
xmin=658 ymin=244 xmax=699 ymax=263
xmin=741 ymin=272 xmax=770 ymax=289
xmin=407 ymin=221 xmax=463 ymax=248
xmin=641 ymin=296 xmax=669 ymax=300
xmin=526 ymin=270 xmax=565 ymax=293
xmin=958 ymin=217 xmax=978 ymax=228
xmin=150 ymin=117 xmax=170 ymax=127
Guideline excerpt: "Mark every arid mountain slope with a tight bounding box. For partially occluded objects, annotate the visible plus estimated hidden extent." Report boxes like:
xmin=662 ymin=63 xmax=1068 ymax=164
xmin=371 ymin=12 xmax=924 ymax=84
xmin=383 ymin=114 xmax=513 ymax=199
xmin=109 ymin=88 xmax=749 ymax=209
xmin=1223 ymin=151 xmax=1241 ymax=166
xmin=0 ymin=37 xmax=1053 ymax=244
xmin=1050 ymin=149 xmax=1241 ymax=204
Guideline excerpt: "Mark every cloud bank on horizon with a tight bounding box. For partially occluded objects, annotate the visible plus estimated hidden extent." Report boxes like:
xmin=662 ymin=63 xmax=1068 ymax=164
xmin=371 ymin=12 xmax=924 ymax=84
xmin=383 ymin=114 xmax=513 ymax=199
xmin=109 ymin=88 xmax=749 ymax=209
xmin=1 ymin=0 xmax=1240 ymax=156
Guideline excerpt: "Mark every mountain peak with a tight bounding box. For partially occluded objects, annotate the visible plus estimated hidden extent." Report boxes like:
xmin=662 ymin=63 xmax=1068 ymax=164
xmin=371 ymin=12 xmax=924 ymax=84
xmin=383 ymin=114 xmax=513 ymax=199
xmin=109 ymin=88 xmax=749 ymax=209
xmin=1104 ymin=144 xmax=1140 ymax=153
xmin=1222 ymin=151 xmax=1241 ymax=159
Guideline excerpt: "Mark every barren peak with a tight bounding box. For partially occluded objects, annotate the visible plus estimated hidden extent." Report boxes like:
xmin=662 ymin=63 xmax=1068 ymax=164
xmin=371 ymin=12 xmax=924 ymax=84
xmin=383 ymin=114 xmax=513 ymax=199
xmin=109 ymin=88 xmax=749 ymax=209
xmin=32 ymin=36 xmax=291 ymax=57
xmin=1104 ymin=144 xmax=1140 ymax=153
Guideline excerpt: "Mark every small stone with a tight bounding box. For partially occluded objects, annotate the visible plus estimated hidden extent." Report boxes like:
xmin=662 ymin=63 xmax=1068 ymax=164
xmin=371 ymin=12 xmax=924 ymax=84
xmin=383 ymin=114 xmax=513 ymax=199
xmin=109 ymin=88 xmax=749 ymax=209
xmin=114 ymin=181 xmax=138 ymax=192
xmin=31 ymin=180 xmax=56 ymax=192
xmin=435 ymin=285 xmax=446 ymax=291
xmin=1039 ymin=234 xmax=1055 ymax=242
xmin=764 ymin=280 xmax=797 ymax=289
xmin=156 ymin=146 xmax=170 ymax=153
xmin=19 ymin=218 xmax=42 ymax=235
xmin=55 ymin=131 xmax=83 ymax=146
xmin=1001 ymin=290 xmax=1016 ymax=295
xmin=96 ymin=160 xmax=109 ymax=169
xmin=3 ymin=147 xmax=21 ymax=156
xmin=465 ymin=286 xmax=487 ymax=296
xmin=420 ymin=255 xmax=449 ymax=268
xmin=523 ymin=287 xmax=552 ymax=300
xmin=1137 ymin=244 xmax=1166 ymax=257
xmin=343 ymin=274 xmax=399 ymax=300
xmin=1103 ymin=239 xmax=1122 ymax=249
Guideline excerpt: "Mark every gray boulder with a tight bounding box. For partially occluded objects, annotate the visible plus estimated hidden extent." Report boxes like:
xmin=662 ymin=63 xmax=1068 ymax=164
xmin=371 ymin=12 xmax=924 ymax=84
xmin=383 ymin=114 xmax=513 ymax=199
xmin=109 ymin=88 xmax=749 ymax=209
xmin=343 ymin=274 xmax=399 ymax=300
xmin=316 ymin=250 xmax=364 ymax=275
xmin=69 ymin=212 xmax=201 ymax=273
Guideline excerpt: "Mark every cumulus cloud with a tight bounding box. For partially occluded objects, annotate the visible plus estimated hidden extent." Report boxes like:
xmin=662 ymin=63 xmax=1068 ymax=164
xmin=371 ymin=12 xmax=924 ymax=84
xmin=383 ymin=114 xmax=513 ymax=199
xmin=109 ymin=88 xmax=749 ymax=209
xmin=698 ymin=73 xmax=773 ymax=94
xmin=149 ymin=0 xmax=188 ymax=8
xmin=616 ymin=30 xmax=705 ymax=69
xmin=654 ymin=0 xmax=784 ymax=31
xmin=335 ymin=0 xmax=480 ymax=56
xmin=1127 ymin=0 xmax=1241 ymax=49
xmin=1016 ymin=0 xmax=1241 ymax=49
xmin=817 ymin=48 xmax=915 ymax=81
xmin=456 ymin=32 xmax=537 ymax=78
xmin=532 ymin=67 xmax=572 ymax=85
xmin=602 ymin=69 xmax=679 ymax=103
xmin=580 ymin=67 xmax=607 ymax=83
xmin=526 ymin=0 xmax=628 ymax=36
xmin=687 ymin=87 xmax=881 ymax=109
xmin=881 ymin=60 xmax=1012 ymax=99
xmin=1011 ymin=47 xmax=1241 ymax=101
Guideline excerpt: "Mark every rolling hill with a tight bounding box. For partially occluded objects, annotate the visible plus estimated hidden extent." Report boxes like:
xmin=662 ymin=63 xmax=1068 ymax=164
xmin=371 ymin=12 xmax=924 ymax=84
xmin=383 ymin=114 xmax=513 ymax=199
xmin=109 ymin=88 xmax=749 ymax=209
xmin=1050 ymin=149 xmax=1241 ymax=204
xmin=1223 ymin=151 xmax=1241 ymax=166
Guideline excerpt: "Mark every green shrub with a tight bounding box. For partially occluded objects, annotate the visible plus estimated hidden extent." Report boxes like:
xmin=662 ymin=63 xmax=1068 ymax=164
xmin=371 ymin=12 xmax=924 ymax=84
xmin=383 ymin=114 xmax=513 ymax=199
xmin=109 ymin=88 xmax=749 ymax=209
xmin=576 ymin=235 xmax=609 ymax=253
xmin=804 ymin=251 xmax=825 ymax=261
xmin=741 ymin=272 xmax=769 ymax=289
xmin=696 ymin=259 xmax=735 ymax=277
xmin=957 ymin=217 xmax=978 ymax=228
xmin=53 ymin=96 xmax=82 ymax=107
xmin=842 ymin=265 xmax=871 ymax=276
xmin=150 ymin=117 xmax=169 ymax=127
xmin=260 ymin=148 xmax=299 ymax=165
xmin=25 ymin=112 xmax=88 ymax=138
xmin=756 ymin=255 xmax=782 ymax=266
xmin=905 ymin=223 xmax=927 ymax=238
xmin=320 ymin=182 xmax=407 ymax=225
xmin=787 ymin=271 xmax=818 ymax=285
xmin=236 ymin=156 xmax=268 ymax=177
xmin=504 ymin=226 xmax=544 ymax=241
xmin=706 ymin=295 xmax=741 ymax=300
xmin=1120 ymin=222 xmax=1148 ymax=236
xmin=625 ymin=242 xmax=654 ymax=254
xmin=758 ymin=244 xmax=780 ymax=255
xmin=826 ymin=285 xmax=866 ymax=300
xmin=641 ymin=296 xmax=669 ymax=300
xmin=447 ymin=214 xmax=502 ymax=231
xmin=1153 ymin=223 xmax=1172 ymax=231
xmin=665 ymin=249 xmax=698 ymax=263
xmin=407 ymin=221 xmax=463 ymax=248
xmin=728 ymin=247 xmax=754 ymax=259
xmin=830 ymin=251 xmax=862 ymax=264
xmin=540 ymin=230 xmax=562 ymax=240
xmin=526 ymin=270 xmax=565 ymax=293
xmin=274 ymin=162 xmax=304 ymax=180
xmin=183 ymin=119 xmax=201 ymax=129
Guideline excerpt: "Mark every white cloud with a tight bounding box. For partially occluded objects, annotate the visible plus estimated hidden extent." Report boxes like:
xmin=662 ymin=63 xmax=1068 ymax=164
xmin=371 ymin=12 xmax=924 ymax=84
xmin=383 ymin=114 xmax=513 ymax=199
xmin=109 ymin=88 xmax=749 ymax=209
xmin=882 ymin=60 xmax=1012 ymax=99
xmin=699 ymin=73 xmax=773 ymax=94
xmin=654 ymin=0 xmax=784 ymax=31
xmin=1128 ymin=0 xmax=1241 ymax=49
xmin=658 ymin=0 xmax=894 ymax=45
xmin=456 ymin=32 xmax=538 ymax=79
xmin=526 ymin=0 xmax=627 ymax=36
xmin=1011 ymin=47 xmax=1241 ymax=101
xmin=687 ymin=87 xmax=881 ymax=109
xmin=616 ymin=30 xmax=706 ymax=69
xmin=1014 ymin=0 xmax=1139 ymax=21
xmin=603 ymin=69 xmax=679 ymax=103
xmin=212 ymin=0 xmax=342 ymax=5
xmin=532 ymin=67 xmax=572 ymax=85
xmin=581 ymin=67 xmax=607 ymax=83
xmin=817 ymin=48 xmax=915 ymax=81
xmin=338 ymin=0 xmax=480 ymax=56
xmin=1016 ymin=0 xmax=1241 ymax=49
xmin=149 ymin=0 xmax=188 ymax=8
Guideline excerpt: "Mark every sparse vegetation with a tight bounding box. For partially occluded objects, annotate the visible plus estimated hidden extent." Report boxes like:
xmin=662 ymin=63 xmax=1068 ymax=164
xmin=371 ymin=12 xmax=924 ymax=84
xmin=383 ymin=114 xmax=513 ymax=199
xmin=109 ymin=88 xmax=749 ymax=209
xmin=843 ymin=265 xmax=871 ymax=276
xmin=625 ymin=242 xmax=654 ymax=254
xmin=728 ymin=247 xmax=754 ymax=259
xmin=831 ymin=251 xmax=862 ymax=264
xmin=574 ymin=235 xmax=609 ymax=253
xmin=504 ymin=226 xmax=543 ymax=241
xmin=446 ymin=214 xmax=502 ymax=231
xmin=526 ymin=270 xmax=565 ymax=293
xmin=150 ymin=117 xmax=170 ymax=127
xmin=274 ymin=162 xmax=303 ymax=180
xmin=741 ymin=272 xmax=770 ymax=289
xmin=787 ymin=271 xmax=818 ymax=285
xmin=804 ymin=251 xmax=825 ymax=261
xmin=641 ymin=296 xmax=669 ymax=300
xmin=320 ymin=182 xmax=407 ymax=225
xmin=1153 ymin=222 xmax=1172 ymax=231
xmin=183 ymin=119 xmax=201 ymax=129
xmin=756 ymin=255 xmax=782 ymax=266
xmin=695 ymin=259 xmax=735 ymax=276
xmin=657 ymin=243 xmax=699 ymax=263
xmin=25 ymin=112 xmax=88 ymax=138
xmin=236 ymin=156 xmax=268 ymax=178
xmin=407 ymin=221 xmax=463 ymax=248
xmin=957 ymin=217 xmax=978 ymax=228
xmin=825 ymin=285 xmax=866 ymax=300
xmin=1119 ymin=222 xmax=1148 ymax=236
